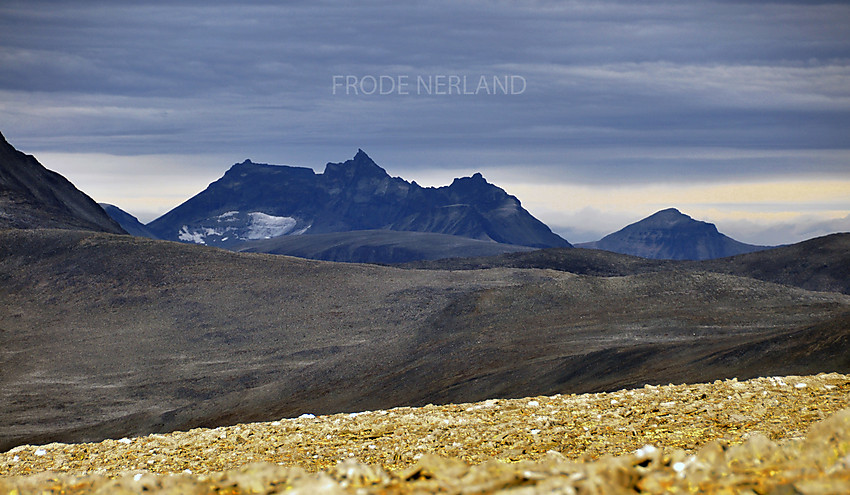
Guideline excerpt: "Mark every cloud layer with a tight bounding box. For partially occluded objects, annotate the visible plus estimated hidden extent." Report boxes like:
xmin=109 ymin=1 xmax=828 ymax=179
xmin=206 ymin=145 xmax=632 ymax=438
xmin=1 ymin=0 xmax=848 ymax=243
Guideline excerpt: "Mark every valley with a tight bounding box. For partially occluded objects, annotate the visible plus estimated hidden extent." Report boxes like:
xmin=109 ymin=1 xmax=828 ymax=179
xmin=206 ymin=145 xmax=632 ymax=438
xmin=2 ymin=228 xmax=849 ymax=452
xmin=1 ymin=131 xmax=849 ymax=475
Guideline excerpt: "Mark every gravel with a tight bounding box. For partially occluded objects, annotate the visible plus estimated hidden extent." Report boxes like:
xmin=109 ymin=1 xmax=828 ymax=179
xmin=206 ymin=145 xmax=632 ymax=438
xmin=2 ymin=373 xmax=849 ymax=494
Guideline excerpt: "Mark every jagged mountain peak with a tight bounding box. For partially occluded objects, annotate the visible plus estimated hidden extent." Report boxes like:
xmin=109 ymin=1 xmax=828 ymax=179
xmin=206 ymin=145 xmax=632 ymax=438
xmin=450 ymin=172 xmax=488 ymax=186
xmin=354 ymin=148 xmax=370 ymax=160
xmin=146 ymin=151 xmax=570 ymax=252
xmin=323 ymin=149 xmax=389 ymax=181
xmin=445 ymin=171 xmax=517 ymax=209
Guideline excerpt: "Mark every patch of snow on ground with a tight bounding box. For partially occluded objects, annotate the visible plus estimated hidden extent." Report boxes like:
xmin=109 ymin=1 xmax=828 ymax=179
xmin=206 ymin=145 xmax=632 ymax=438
xmin=290 ymin=223 xmax=312 ymax=235
xmin=246 ymin=212 xmax=297 ymax=239
xmin=178 ymin=226 xmax=223 ymax=244
xmin=217 ymin=211 xmax=240 ymax=221
xmin=178 ymin=226 xmax=207 ymax=244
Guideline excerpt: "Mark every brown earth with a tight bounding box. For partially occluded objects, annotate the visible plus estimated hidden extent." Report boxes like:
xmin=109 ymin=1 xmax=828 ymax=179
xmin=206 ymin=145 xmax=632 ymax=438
xmin=3 ymin=229 xmax=850 ymax=453
xmin=1 ymin=373 xmax=849 ymax=494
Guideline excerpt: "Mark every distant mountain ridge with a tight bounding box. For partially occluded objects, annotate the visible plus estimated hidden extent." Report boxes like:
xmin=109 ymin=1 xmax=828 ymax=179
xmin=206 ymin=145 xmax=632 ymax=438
xmin=3 ymin=228 xmax=849 ymax=450
xmin=0 ymin=132 xmax=125 ymax=234
xmin=579 ymin=208 xmax=769 ymax=260
xmin=100 ymin=203 xmax=158 ymax=238
xmin=235 ymin=229 xmax=537 ymax=264
xmin=146 ymin=150 xmax=570 ymax=250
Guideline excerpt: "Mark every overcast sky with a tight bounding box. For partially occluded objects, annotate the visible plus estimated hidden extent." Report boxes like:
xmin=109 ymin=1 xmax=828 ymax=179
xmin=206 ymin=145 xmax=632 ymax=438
xmin=2 ymin=0 xmax=849 ymax=244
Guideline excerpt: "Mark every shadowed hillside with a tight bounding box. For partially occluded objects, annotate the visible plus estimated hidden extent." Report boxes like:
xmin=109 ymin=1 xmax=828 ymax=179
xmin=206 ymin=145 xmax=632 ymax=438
xmin=235 ymin=229 xmax=536 ymax=263
xmin=693 ymin=232 xmax=850 ymax=295
xmin=100 ymin=203 xmax=158 ymax=239
xmin=404 ymin=233 xmax=850 ymax=295
xmin=0 ymin=133 xmax=125 ymax=234
xmin=401 ymin=246 xmax=673 ymax=276
xmin=2 ymin=229 xmax=849 ymax=451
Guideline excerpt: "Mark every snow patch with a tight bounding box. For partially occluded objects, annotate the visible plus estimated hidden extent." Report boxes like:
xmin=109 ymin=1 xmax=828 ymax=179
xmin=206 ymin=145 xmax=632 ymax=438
xmin=290 ymin=223 xmax=312 ymax=235
xmin=245 ymin=212 xmax=296 ymax=239
xmin=178 ymin=226 xmax=223 ymax=244
xmin=217 ymin=211 xmax=239 ymax=220
xmin=178 ymin=212 xmax=296 ymax=244
xmin=178 ymin=226 xmax=207 ymax=244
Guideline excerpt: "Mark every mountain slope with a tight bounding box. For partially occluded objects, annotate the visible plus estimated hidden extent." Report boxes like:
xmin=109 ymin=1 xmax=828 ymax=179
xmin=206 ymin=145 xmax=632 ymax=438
xmin=2 ymin=229 xmax=848 ymax=450
xmin=580 ymin=208 xmax=768 ymax=260
xmin=402 ymin=246 xmax=673 ymax=275
xmin=405 ymin=233 xmax=850 ymax=296
xmin=236 ymin=229 xmax=537 ymax=264
xmin=0 ymin=132 xmax=125 ymax=234
xmin=694 ymin=232 xmax=850 ymax=294
xmin=100 ymin=203 xmax=158 ymax=238
xmin=146 ymin=150 xmax=569 ymax=250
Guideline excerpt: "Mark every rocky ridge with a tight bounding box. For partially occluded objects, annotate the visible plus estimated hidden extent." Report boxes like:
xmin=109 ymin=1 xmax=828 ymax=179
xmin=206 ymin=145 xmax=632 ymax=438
xmin=0 ymin=132 xmax=125 ymax=234
xmin=145 ymin=150 xmax=570 ymax=251
xmin=2 ymin=373 xmax=849 ymax=494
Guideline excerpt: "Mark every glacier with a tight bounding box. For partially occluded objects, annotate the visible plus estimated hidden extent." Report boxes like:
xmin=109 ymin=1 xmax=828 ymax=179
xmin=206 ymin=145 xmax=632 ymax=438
xmin=245 ymin=212 xmax=297 ymax=239
xmin=176 ymin=212 xmax=297 ymax=244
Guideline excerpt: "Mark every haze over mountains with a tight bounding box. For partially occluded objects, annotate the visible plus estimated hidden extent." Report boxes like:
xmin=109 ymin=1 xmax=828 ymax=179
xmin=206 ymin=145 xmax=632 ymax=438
xmin=2 ymin=131 xmax=849 ymax=452
xmin=100 ymin=147 xmax=777 ymax=263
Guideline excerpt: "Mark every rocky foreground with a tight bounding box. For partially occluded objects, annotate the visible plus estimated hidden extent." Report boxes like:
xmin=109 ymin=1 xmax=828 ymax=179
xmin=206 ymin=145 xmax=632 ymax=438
xmin=1 ymin=373 xmax=849 ymax=494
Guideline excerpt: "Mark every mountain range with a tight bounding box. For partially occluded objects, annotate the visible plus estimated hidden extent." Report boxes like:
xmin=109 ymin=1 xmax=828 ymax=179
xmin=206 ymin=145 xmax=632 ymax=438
xmin=0 ymin=131 xmax=817 ymax=264
xmin=145 ymin=150 xmax=570 ymax=252
xmin=1 ymin=130 xmax=849 ymax=452
xmin=108 ymin=150 xmax=775 ymax=263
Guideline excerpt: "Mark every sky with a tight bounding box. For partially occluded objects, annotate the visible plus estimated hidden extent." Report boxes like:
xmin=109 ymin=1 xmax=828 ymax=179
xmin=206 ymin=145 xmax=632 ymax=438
xmin=1 ymin=0 xmax=849 ymax=244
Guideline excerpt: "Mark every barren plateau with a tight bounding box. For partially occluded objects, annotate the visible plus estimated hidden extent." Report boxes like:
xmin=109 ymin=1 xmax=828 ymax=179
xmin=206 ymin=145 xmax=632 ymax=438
xmin=2 ymin=229 xmax=850 ymax=453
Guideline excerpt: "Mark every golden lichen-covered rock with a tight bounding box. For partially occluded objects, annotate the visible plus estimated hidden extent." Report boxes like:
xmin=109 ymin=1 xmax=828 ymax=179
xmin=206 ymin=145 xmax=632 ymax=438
xmin=1 ymin=374 xmax=849 ymax=494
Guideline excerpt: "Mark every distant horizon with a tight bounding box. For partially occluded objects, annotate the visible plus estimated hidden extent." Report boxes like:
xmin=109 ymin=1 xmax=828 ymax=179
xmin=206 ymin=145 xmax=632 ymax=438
xmin=19 ymin=143 xmax=849 ymax=246
xmin=2 ymin=1 xmax=848 ymax=245
xmin=36 ymin=144 xmax=844 ymax=247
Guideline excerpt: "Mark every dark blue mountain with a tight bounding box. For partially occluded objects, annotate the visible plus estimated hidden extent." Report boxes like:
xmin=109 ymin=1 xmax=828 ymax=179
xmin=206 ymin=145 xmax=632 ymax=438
xmin=146 ymin=150 xmax=570 ymax=250
xmin=579 ymin=208 xmax=769 ymax=260
xmin=100 ymin=203 xmax=158 ymax=239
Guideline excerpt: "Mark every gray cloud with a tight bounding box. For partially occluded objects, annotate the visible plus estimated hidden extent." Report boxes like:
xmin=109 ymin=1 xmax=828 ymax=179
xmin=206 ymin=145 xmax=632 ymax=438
xmin=1 ymin=0 xmax=848 ymax=233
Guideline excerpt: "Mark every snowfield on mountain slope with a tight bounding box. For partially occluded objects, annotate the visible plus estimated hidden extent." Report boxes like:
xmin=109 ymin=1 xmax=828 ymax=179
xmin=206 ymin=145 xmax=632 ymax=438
xmin=177 ymin=211 xmax=298 ymax=244
xmin=244 ymin=212 xmax=297 ymax=239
